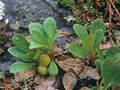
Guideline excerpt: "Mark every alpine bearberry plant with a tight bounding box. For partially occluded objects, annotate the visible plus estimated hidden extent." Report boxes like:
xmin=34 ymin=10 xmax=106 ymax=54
xmin=67 ymin=18 xmax=120 ymax=89
xmin=8 ymin=17 xmax=59 ymax=76
xmin=92 ymin=47 xmax=120 ymax=90
xmin=68 ymin=19 xmax=106 ymax=61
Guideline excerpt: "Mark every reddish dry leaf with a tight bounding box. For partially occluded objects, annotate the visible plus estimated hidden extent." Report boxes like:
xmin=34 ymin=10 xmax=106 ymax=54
xmin=0 ymin=76 xmax=15 ymax=90
xmin=62 ymin=70 xmax=77 ymax=90
xmin=56 ymin=55 xmax=85 ymax=75
xmin=56 ymin=55 xmax=100 ymax=80
xmin=34 ymin=77 xmax=58 ymax=90
xmin=80 ymin=66 xmax=100 ymax=80
xmin=15 ymin=69 xmax=36 ymax=82
xmin=100 ymin=42 xmax=112 ymax=50
xmin=4 ymin=84 xmax=14 ymax=90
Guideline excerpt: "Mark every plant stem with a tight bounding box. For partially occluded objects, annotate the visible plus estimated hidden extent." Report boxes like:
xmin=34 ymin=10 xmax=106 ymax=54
xmin=102 ymin=87 xmax=108 ymax=90
xmin=98 ymin=79 xmax=104 ymax=90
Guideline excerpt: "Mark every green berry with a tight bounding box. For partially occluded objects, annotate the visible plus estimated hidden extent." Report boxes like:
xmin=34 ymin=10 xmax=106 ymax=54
xmin=38 ymin=65 xmax=48 ymax=76
xmin=39 ymin=54 xmax=51 ymax=66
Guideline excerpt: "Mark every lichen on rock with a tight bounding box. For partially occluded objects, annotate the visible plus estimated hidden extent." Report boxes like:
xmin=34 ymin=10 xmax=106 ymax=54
xmin=0 ymin=1 xmax=5 ymax=20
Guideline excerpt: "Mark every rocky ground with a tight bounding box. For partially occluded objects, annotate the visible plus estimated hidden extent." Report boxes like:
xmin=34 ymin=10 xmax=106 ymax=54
xmin=0 ymin=0 xmax=75 ymax=71
xmin=2 ymin=0 xmax=72 ymax=27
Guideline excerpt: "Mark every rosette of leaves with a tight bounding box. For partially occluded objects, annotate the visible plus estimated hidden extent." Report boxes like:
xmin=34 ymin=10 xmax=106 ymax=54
xmin=92 ymin=47 xmax=120 ymax=90
xmin=28 ymin=17 xmax=58 ymax=51
xmin=8 ymin=17 xmax=59 ymax=75
xmin=68 ymin=19 xmax=106 ymax=60
xmin=8 ymin=33 xmax=36 ymax=73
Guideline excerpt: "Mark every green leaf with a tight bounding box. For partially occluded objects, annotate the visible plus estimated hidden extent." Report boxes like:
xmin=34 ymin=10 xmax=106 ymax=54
xmin=101 ymin=60 xmax=114 ymax=88
xmin=82 ymin=33 xmax=96 ymax=55
xmin=21 ymin=59 xmax=34 ymax=62
xmin=29 ymin=22 xmax=49 ymax=49
xmin=84 ymin=24 xmax=92 ymax=31
xmin=29 ymin=41 xmax=48 ymax=49
xmin=91 ymin=87 xmax=98 ymax=90
xmin=94 ymin=30 xmax=104 ymax=49
xmin=114 ymin=53 xmax=120 ymax=62
xmin=105 ymin=47 xmax=120 ymax=58
xmin=73 ymin=24 xmax=88 ymax=40
xmin=95 ymin=59 xmax=103 ymax=71
xmin=8 ymin=46 xmax=33 ymax=59
xmin=32 ymin=49 xmax=41 ymax=60
xmin=43 ymin=17 xmax=58 ymax=44
xmin=10 ymin=62 xmax=35 ymax=73
xmin=97 ymin=49 xmax=105 ymax=59
xmin=48 ymin=61 xmax=58 ymax=76
xmin=68 ymin=43 xmax=89 ymax=58
xmin=12 ymin=33 xmax=30 ymax=53
xmin=101 ymin=59 xmax=120 ymax=88
xmin=91 ymin=87 xmax=104 ymax=90
xmin=110 ymin=65 xmax=120 ymax=85
xmin=90 ymin=19 xmax=106 ymax=33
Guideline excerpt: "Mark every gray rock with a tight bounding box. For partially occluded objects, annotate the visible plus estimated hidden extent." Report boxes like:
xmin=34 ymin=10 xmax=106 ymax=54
xmin=1 ymin=0 xmax=71 ymax=27
xmin=0 ymin=0 xmax=74 ymax=72
xmin=0 ymin=1 xmax=5 ymax=20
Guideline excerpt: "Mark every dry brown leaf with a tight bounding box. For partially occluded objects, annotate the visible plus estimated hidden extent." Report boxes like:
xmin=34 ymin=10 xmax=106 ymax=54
xmin=59 ymin=31 xmax=73 ymax=37
xmin=15 ymin=69 xmax=36 ymax=82
xmin=34 ymin=77 xmax=58 ymax=90
xmin=62 ymin=70 xmax=77 ymax=90
xmin=0 ymin=79 xmax=5 ymax=89
xmin=112 ymin=84 xmax=120 ymax=90
xmin=100 ymin=42 xmax=112 ymax=50
xmin=0 ymin=76 xmax=15 ymax=90
xmin=56 ymin=55 xmax=85 ymax=75
xmin=34 ymin=75 xmax=43 ymax=85
xmin=80 ymin=87 xmax=91 ymax=90
xmin=73 ymin=9 xmax=81 ymax=17
xmin=54 ymin=46 xmax=63 ymax=56
xmin=56 ymin=55 xmax=100 ymax=80
xmin=4 ymin=83 xmax=14 ymax=90
xmin=80 ymin=66 xmax=100 ymax=80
